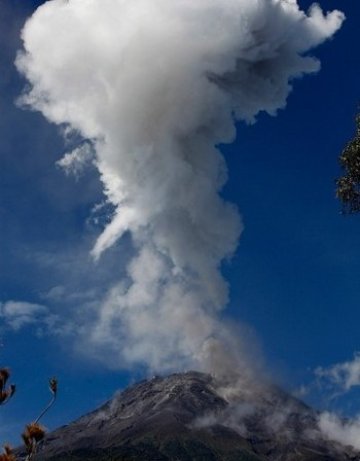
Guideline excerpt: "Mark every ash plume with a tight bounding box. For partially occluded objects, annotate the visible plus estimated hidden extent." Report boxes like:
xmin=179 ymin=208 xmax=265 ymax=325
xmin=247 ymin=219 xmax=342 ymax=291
xmin=16 ymin=0 xmax=343 ymax=376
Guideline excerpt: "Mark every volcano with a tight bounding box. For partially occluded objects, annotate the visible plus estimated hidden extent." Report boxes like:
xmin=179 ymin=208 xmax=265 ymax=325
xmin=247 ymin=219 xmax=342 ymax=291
xmin=30 ymin=372 xmax=357 ymax=461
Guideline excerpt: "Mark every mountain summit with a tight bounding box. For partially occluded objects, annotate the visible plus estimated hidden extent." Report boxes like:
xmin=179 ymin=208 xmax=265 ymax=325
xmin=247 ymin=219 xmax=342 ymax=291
xmin=33 ymin=371 xmax=357 ymax=461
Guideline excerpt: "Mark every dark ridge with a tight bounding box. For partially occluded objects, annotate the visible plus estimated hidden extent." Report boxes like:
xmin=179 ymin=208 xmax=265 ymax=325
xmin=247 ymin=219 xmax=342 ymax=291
xmin=18 ymin=371 xmax=359 ymax=461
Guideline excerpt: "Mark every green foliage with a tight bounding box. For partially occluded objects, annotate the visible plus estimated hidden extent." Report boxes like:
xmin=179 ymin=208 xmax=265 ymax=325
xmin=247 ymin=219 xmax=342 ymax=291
xmin=336 ymin=114 xmax=360 ymax=213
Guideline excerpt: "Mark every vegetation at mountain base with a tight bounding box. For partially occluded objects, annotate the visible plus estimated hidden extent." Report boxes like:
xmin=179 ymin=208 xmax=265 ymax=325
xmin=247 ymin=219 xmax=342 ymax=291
xmin=336 ymin=113 xmax=360 ymax=213
xmin=0 ymin=368 xmax=57 ymax=461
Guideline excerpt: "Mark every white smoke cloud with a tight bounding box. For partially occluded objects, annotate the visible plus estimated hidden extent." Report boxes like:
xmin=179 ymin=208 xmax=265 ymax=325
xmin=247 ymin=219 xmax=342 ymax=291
xmin=318 ymin=412 xmax=360 ymax=451
xmin=16 ymin=0 xmax=344 ymax=374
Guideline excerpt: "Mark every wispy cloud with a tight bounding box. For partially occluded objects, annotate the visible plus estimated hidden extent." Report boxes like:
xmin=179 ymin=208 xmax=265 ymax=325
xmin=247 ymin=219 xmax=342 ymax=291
xmin=315 ymin=353 xmax=360 ymax=393
xmin=0 ymin=300 xmax=50 ymax=331
xmin=56 ymin=142 xmax=94 ymax=178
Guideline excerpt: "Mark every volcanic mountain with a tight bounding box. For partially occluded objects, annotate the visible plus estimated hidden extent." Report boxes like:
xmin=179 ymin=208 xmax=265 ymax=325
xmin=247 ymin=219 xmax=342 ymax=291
xmin=30 ymin=371 xmax=358 ymax=461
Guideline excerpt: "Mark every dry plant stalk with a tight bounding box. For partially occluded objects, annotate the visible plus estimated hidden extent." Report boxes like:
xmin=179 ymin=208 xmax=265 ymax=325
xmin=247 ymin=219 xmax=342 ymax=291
xmin=0 ymin=369 xmax=16 ymax=406
xmin=0 ymin=445 xmax=16 ymax=461
xmin=22 ymin=377 xmax=58 ymax=461
xmin=0 ymin=368 xmax=58 ymax=461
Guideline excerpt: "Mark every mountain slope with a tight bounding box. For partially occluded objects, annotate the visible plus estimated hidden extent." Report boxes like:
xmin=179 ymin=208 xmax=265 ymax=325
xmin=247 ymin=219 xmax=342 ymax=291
xmin=30 ymin=371 xmax=358 ymax=461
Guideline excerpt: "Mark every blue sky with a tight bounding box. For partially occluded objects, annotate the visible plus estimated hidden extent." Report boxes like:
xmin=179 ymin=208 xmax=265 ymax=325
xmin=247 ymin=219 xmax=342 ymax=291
xmin=0 ymin=0 xmax=360 ymax=446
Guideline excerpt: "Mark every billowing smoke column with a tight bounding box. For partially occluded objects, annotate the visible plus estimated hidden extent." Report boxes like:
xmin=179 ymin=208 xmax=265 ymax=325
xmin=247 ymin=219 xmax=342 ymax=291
xmin=17 ymin=0 xmax=343 ymax=374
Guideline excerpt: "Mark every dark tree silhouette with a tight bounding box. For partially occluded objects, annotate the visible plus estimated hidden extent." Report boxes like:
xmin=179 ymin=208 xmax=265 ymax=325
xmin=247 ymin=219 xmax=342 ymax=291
xmin=336 ymin=113 xmax=360 ymax=213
